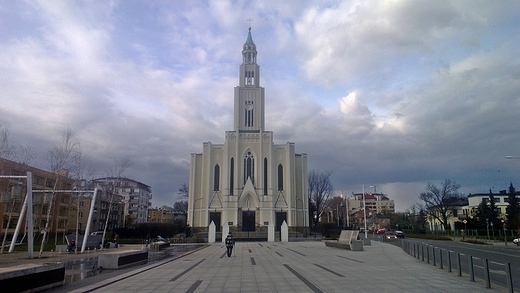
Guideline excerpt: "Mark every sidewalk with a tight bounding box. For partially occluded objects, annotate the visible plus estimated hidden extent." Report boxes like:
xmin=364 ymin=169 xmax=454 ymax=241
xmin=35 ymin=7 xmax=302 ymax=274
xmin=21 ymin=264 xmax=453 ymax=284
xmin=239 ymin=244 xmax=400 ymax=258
xmin=0 ymin=244 xmax=147 ymax=268
xmin=45 ymin=240 xmax=507 ymax=293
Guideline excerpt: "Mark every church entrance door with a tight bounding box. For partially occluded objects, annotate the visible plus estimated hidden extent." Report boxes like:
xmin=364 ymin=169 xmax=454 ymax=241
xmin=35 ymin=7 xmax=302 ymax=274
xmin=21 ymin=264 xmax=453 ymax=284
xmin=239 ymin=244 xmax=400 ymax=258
xmin=242 ymin=210 xmax=255 ymax=232
xmin=276 ymin=212 xmax=287 ymax=232
xmin=209 ymin=212 xmax=221 ymax=232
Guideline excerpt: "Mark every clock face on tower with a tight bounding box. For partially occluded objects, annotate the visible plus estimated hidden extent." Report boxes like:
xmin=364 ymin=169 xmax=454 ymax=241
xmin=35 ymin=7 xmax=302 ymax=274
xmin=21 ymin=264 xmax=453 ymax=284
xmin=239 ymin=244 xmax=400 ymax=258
xmin=245 ymin=102 xmax=254 ymax=110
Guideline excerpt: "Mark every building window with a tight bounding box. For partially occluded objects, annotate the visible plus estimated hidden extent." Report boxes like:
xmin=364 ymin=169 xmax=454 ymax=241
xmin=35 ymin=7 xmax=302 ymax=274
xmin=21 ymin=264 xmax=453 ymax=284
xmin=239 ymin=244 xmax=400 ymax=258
xmin=263 ymin=158 xmax=268 ymax=195
xmin=245 ymin=101 xmax=254 ymax=127
xmin=244 ymin=151 xmax=254 ymax=184
xmin=277 ymin=164 xmax=283 ymax=191
xmin=79 ymin=212 xmax=83 ymax=218
xmin=214 ymin=164 xmax=220 ymax=191
xmin=230 ymin=158 xmax=234 ymax=195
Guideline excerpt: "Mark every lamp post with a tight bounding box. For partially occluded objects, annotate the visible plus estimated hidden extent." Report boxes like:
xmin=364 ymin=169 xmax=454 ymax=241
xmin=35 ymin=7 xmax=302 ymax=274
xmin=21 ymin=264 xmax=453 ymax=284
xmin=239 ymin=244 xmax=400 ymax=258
xmin=362 ymin=185 xmax=366 ymax=238
xmin=296 ymin=197 xmax=305 ymax=235
xmin=362 ymin=185 xmax=374 ymax=238
xmin=340 ymin=191 xmax=348 ymax=229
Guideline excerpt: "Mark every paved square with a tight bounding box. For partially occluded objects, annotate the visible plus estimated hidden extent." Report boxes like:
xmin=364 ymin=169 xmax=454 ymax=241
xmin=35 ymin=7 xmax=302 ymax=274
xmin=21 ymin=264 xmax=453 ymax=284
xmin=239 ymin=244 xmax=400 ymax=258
xmin=60 ymin=241 xmax=507 ymax=293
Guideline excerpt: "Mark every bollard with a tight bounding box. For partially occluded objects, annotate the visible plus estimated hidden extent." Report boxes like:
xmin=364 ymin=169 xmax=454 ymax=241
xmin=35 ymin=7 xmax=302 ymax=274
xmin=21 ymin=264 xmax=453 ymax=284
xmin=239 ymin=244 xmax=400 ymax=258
xmin=469 ymin=256 xmax=475 ymax=282
xmin=427 ymin=246 xmax=430 ymax=264
xmin=439 ymin=249 xmax=443 ymax=269
xmin=433 ymin=247 xmax=436 ymax=267
xmin=483 ymin=259 xmax=491 ymax=288
xmin=457 ymin=253 xmax=462 ymax=277
xmin=414 ymin=243 xmax=416 ymax=258
xmin=505 ymin=262 xmax=514 ymax=293
xmin=421 ymin=245 xmax=424 ymax=261
xmin=448 ymin=251 xmax=452 ymax=272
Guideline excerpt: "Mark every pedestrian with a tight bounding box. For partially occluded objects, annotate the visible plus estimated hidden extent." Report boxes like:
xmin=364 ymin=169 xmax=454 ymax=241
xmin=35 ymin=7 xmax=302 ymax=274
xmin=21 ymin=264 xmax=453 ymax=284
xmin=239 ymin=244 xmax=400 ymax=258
xmin=225 ymin=233 xmax=235 ymax=257
xmin=68 ymin=240 xmax=76 ymax=253
xmin=114 ymin=233 xmax=119 ymax=248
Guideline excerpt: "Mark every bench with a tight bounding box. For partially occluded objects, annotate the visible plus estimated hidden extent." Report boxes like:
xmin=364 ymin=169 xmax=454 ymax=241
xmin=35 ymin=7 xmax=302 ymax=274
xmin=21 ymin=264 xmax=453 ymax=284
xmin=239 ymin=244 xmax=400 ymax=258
xmin=98 ymin=250 xmax=148 ymax=270
xmin=0 ymin=262 xmax=65 ymax=292
xmin=324 ymin=230 xmax=363 ymax=251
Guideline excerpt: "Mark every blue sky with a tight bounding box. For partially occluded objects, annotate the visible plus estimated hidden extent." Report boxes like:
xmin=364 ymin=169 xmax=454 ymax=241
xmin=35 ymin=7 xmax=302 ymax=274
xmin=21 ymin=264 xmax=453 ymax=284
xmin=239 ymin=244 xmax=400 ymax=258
xmin=1 ymin=1 xmax=520 ymax=211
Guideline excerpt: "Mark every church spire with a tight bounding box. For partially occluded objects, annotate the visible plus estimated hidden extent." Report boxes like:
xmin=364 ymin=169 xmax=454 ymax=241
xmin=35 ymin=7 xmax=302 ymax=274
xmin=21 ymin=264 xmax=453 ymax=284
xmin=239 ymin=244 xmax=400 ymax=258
xmin=242 ymin=27 xmax=257 ymax=64
xmin=245 ymin=27 xmax=254 ymax=46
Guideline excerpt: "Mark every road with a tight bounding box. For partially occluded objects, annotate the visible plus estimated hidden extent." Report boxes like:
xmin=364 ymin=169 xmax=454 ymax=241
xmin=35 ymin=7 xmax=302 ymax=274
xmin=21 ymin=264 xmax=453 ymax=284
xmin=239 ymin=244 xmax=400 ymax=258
xmin=391 ymin=237 xmax=520 ymax=290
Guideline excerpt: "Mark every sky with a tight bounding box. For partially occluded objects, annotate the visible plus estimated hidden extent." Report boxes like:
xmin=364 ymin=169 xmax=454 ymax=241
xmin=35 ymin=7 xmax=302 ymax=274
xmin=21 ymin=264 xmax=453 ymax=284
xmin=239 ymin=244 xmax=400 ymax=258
xmin=1 ymin=1 xmax=520 ymax=212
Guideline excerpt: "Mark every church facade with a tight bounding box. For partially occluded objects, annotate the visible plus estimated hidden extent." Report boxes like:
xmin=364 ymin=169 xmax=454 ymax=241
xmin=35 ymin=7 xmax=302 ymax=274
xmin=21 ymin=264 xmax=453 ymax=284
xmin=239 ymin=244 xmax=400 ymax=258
xmin=187 ymin=29 xmax=308 ymax=238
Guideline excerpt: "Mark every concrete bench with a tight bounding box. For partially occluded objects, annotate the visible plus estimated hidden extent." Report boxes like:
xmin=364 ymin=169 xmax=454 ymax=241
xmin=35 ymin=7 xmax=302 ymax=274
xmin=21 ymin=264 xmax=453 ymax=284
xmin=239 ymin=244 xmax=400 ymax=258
xmin=0 ymin=262 xmax=65 ymax=292
xmin=151 ymin=241 xmax=170 ymax=250
xmin=324 ymin=230 xmax=363 ymax=251
xmin=98 ymin=250 xmax=148 ymax=270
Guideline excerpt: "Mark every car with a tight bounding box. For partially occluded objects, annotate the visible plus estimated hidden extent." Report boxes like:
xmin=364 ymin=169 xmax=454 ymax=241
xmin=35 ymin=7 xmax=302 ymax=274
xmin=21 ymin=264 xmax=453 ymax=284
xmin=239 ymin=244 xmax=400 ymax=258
xmin=395 ymin=231 xmax=405 ymax=238
xmin=513 ymin=238 xmax=520 ymax=246
xmin=384 ymin=231 xmax=397 ymax=241
xmin=377 ymin=228 xmax=387 ymax=234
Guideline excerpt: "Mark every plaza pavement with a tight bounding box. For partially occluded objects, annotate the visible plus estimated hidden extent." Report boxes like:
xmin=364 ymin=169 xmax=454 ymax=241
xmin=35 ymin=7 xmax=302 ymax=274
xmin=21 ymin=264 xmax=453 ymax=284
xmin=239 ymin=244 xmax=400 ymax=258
xmin=43 ymin=240 xmax=508 ymax=293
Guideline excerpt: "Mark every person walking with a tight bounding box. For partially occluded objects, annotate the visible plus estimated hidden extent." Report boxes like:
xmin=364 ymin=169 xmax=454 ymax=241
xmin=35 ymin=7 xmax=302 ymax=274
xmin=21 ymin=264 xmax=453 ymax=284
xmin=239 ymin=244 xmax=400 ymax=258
xmin=225 ymin=233 xmax=235 ymax=257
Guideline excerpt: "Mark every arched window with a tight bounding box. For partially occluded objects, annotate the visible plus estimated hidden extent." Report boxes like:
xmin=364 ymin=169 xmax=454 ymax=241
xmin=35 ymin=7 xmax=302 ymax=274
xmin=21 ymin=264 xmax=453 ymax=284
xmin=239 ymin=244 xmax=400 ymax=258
xmin=244 ymin=101 xmax=254 ymax=127
xmin=230 ymin=158 xmax=234 ymax=195
xmin=263 ymin=158 xmax=268 ymax=195
xmin=277 ymin=164 xmax=283 ymax=191
xmin=244 ymin=151 xmax=254 ymax=184
xmin=213 ymin=164 xmax=220 ymax=191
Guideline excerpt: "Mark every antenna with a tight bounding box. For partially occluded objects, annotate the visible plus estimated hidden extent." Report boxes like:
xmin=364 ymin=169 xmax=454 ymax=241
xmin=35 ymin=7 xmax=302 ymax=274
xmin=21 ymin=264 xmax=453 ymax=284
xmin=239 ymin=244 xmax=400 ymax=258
xmin=247 ymin=18 xmax=253 ymax=29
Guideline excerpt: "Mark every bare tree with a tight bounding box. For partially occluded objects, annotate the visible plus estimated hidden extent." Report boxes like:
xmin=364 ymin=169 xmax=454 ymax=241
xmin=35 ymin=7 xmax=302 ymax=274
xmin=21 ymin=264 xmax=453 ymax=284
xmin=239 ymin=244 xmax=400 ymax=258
xmin=107 ymin=156 xmax=131 ymax=178
xmin=69 ymin=145 xmax=92 ymax=182
xmin=308 ymin=170 xmax=334 ymax=230
xmin=174 ymin=183 xmax=189 ymax=226
xmin=0 ymin=122 xmax=15 ymax=160
xmin=68 ymin=145 xmax=93 ymax=251
xmin=419 ymin=179 xmax=461 ymax=231
xmin=39 ymin=128 xmax=80 ymax=257
xmin=48 ymin=128 xmax=80 ymax=173
xmin=100 ymin=156 xmax=132 ymax=248
xmin=17 ymin=144 xmax=36 ymax=165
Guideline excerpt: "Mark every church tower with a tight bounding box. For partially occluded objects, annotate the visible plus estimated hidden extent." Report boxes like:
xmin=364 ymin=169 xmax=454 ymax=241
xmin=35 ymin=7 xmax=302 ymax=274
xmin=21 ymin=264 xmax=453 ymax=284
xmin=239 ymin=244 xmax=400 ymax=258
xmin=188 ymin=28 xmax=308 ymax=240
xmin=235 ymin=28 xmax=264 ymax=133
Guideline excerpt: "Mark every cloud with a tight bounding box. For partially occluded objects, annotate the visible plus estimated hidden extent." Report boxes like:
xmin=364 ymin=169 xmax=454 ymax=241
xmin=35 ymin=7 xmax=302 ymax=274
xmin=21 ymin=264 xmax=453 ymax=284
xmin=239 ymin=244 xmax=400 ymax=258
xmin=1 ymin=1 xmax=520 ymax=211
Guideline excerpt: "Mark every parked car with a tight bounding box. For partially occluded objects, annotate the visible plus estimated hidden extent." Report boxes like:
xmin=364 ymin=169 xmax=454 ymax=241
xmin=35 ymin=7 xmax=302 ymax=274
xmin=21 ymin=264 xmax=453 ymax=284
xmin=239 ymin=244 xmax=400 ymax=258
xmin=395 ymin=231 xmax=405 ymax=238
xmin=384 ymin=231 xmax=397 ymax=241
xmin=377 ymin=228 xmax=387 ymax=234
xmin=513 ymin=238 xmax=520 ymax=246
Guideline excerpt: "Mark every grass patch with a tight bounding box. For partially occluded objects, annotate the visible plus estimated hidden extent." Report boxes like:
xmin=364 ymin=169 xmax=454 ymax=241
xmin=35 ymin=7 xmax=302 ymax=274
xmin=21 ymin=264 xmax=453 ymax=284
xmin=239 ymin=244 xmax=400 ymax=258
xmin=10 ymin=241 xmax=67 ymax=252
xmin=406 ymin=234 xmax=452 ymax=241
xmin=461 ymin=239 xmax=491 ymax=245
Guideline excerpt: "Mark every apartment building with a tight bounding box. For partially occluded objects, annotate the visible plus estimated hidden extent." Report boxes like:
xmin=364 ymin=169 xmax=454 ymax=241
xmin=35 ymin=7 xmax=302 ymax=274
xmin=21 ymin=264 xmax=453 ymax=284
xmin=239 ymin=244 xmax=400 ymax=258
xmin=92 ymin=177 xmax=152 ymax=226
xmin=0 ymin=158 xmax=74 ymax=240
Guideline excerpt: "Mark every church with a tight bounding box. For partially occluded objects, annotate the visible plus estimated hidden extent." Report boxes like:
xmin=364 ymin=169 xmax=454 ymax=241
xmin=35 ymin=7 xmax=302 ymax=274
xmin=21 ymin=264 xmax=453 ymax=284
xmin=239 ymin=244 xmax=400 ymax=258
xmin=188 ymin=28 xmax=308 ymax=240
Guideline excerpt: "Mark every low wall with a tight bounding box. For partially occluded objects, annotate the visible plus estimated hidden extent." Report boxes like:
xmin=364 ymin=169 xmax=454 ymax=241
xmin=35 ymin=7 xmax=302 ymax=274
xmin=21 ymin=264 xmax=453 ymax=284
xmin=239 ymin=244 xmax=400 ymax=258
xmin=98 ymin=250 xmax=148 ymax=270
xmin=0 ymin=262 xmax=65 ymax=292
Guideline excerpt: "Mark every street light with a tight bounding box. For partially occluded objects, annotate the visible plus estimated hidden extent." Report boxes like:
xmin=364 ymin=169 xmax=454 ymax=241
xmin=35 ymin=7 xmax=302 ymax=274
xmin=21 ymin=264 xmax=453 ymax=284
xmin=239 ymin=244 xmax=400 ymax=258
xmin=362 ymin=185 xmax=374 ymax=239
xmin=296 ymin=197 xmax=305 ymax=235
xmin=340 ymin=191 xmax=349 ymax=229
